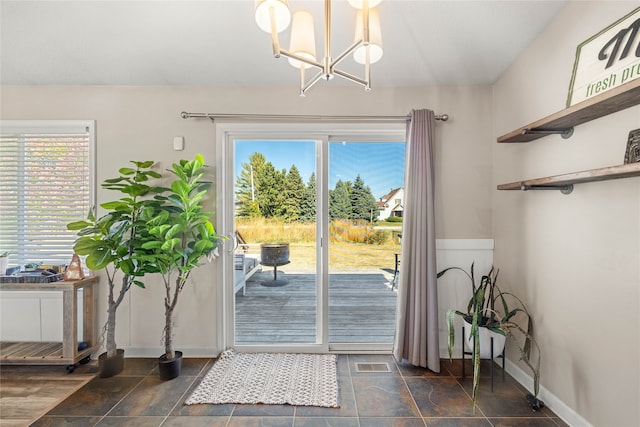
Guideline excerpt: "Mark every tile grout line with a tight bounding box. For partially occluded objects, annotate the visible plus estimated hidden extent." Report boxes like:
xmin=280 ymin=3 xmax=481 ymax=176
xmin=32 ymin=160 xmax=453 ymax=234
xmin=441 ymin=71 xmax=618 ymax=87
xmin=457 ymin=378 xmax=493 ymax=424
xmin=393 ymin=357 xmax=428 ymax=427
xmin=346 ymin=355 xmax=362 ymax=427
xmin=96 ymin=373 xmax=149 ymax=425
xmin=160 ymin=358 xmax=228 ymax=426
xmin=452 ymin=360 xmax=499 ymax=426
xmin=161 ymin=374 xmax=203 ymax=426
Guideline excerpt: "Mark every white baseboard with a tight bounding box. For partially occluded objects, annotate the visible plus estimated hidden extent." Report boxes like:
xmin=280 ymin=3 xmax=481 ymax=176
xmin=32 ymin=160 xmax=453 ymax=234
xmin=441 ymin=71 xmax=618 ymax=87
xmin=504 ymin=358 xmax=592 ymax=427
xmin=435 ymin=349 xmax=591 ymax=427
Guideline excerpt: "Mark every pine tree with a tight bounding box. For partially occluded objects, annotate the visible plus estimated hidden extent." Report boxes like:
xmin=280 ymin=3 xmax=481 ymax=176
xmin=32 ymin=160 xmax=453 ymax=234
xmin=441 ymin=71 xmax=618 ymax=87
xmin=280 ymin=165 xmax=305 ymax=222
xmin=330 ymin=179 xmax=352 ymax=220
xmin=256 ymin=162 xmax=285 ymax=218
xmin=350 ymin=175 xmax=378 ymax=221
xmin=235 ymin=152 xmax=264 ymax=218
xmin=299 ymin=172 xmax=316 ymax=222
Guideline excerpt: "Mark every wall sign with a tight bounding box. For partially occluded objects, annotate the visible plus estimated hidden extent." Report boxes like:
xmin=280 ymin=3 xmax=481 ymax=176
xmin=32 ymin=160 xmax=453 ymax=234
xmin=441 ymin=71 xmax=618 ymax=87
xmin=624 ymin=128 xmax=640 ymax=164
xmin=567 ymin=7 xmax=640 ymax=107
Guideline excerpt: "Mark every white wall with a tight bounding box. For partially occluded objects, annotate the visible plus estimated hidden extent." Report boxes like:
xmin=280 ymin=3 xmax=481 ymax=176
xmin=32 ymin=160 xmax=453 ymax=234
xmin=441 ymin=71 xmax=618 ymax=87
xmin=493 ymin=2 xmax=640 ymax=426
xmin=0 ymin=84 xmax=494 ymax=357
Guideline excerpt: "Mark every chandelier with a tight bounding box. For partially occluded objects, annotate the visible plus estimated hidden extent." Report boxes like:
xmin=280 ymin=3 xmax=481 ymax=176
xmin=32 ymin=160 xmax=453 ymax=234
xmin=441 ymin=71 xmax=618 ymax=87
xmin=254 ymin=0 xmax=383 ymax=96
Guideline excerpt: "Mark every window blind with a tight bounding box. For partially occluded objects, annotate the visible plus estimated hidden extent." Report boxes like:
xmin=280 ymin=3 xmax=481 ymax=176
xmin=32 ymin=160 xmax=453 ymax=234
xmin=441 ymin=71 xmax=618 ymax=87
xmin=0 ymin=121 xmax=95 ymax=267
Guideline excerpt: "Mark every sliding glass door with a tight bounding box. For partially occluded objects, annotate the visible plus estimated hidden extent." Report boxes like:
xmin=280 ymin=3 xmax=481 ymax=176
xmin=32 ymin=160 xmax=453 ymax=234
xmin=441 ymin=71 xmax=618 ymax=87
xmin=327 ymin=140 xmax=405 ymax=350
xmin=217 ymin=123 xmax=405 ymax=352
xmin=232 ymin=139 xmax=318 ymax=345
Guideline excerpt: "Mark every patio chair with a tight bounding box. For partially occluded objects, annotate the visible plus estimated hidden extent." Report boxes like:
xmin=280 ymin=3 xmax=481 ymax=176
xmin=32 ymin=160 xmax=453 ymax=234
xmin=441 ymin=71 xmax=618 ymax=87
xmin=391 ymin=253 xmax=400 ymax=290
xmin=234 ymin=253 xmax=262 ymax=295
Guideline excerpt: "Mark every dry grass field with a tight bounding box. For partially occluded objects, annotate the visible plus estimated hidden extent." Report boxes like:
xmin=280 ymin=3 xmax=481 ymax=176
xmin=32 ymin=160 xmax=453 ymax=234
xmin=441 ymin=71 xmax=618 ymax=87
xmin=236 ymin=218 xmax=401 ymax=272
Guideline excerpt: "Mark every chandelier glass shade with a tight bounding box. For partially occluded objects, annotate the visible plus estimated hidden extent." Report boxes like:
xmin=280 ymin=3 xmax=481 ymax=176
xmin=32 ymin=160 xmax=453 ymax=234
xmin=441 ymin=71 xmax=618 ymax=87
xmin=288 ymin=10 xmax=317 ymax=69
xmin=347 ymin=0 xmax=382 ymax=8
xmin=254 ymin=0 xmax=384 ymax=96
xmin=353 ymin=8 xmax=382 ymax=64
xmin=254 ymin=0 xmax=291 ymax=33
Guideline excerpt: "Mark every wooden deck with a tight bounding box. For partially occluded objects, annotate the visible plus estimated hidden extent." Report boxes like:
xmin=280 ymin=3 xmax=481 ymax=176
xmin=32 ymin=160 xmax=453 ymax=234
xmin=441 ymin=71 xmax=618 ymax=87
xmin=235 ymin=270 xmax=397 ymax=344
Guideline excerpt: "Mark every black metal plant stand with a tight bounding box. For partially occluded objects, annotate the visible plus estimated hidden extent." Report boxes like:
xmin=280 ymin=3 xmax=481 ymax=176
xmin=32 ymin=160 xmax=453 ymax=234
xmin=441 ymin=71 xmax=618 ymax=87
xmin=461 ymin=325 xmax=505 ymax=391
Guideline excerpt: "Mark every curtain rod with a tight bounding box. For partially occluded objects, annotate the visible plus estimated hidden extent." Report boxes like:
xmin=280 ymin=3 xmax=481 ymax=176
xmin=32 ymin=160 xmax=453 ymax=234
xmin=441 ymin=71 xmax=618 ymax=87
xmin=180 ymin=112 xmax=449 ymax=122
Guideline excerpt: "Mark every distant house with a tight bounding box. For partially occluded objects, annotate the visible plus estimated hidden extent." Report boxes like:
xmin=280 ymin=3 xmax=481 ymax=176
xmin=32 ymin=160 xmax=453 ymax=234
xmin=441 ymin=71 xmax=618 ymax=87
xmin=376 ymin=187 xmax=404 ymax=220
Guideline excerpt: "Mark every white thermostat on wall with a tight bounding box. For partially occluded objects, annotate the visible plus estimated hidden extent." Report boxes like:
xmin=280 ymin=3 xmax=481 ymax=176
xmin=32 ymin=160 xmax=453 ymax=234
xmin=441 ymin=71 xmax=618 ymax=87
xmin=173 ymin=136 xmax=184 ymax=151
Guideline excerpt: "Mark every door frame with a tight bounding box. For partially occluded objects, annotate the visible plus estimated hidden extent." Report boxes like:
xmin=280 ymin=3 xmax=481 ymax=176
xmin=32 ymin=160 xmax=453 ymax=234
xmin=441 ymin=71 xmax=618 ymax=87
xmin=215 ymin=121 xmax=405 ymax=354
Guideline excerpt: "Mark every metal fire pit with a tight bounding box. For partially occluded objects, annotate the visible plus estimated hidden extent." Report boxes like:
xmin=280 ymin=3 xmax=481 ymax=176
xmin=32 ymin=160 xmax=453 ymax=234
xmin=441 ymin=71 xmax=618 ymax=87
xmin=260 ymin=243 xmax=290 ymax=287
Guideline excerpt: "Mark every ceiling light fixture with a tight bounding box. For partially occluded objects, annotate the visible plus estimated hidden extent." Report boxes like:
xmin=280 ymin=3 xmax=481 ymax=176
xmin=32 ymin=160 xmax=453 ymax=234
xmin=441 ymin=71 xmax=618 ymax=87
xmin=254 ymin=0 xmax=383 ymax=96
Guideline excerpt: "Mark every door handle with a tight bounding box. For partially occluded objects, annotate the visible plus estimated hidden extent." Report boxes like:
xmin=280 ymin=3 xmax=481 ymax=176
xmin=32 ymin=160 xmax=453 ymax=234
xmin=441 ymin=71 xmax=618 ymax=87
xmin=226 ymin=232 xmax=238 ymax=254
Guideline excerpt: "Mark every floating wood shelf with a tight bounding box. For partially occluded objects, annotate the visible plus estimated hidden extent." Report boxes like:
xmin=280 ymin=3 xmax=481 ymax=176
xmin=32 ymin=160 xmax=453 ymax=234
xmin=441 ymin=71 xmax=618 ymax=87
xmin=498 ymin=78 xmax=640 ymax=143
xmin=497 ymin=163 xmax=640 ymax=194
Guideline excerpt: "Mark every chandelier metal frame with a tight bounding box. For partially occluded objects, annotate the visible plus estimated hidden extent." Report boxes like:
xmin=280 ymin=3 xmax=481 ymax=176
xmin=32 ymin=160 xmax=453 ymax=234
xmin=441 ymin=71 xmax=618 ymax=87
xmin=258 ymin=0 xmax=381 ymax=96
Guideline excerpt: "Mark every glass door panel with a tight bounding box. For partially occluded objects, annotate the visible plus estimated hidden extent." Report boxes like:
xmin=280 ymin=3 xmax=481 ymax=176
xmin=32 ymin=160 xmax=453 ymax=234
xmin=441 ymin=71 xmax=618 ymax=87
xmin=328 ymin=141 xmax=405 ymax=345
xmin=233 ymin=139 xmax=318 ymax=345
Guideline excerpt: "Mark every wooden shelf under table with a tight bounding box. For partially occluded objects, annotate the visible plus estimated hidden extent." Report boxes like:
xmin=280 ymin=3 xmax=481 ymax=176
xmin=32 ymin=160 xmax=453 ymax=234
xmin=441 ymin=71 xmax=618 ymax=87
xmin=0 ymin=277 xmax=99 ymax=366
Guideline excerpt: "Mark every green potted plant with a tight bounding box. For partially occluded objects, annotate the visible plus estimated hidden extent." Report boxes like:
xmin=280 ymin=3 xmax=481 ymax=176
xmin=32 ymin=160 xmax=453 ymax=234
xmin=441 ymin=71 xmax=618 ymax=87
xmin=67 ymin=161 xmax=165 ymax=377
xmin=141 ymin=154 xmax=223 ymax=380
xmin=437 ymin=263 xmax=543 ymax=410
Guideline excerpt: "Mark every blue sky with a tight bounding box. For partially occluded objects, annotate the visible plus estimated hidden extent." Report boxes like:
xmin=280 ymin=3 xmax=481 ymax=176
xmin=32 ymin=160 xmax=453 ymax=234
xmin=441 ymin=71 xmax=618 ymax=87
xmin=234 ymin=140 xmax=405 ymax=200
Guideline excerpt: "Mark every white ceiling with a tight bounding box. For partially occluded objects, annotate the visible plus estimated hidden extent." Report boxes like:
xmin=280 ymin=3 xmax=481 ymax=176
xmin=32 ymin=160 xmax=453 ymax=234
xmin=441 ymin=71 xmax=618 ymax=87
xmin=0 ymin=0 xmax=567 ymax=87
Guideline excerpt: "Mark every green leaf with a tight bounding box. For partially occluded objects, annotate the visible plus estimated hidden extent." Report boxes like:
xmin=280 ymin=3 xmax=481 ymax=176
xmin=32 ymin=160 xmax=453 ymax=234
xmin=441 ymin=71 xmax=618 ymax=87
xmin=188 ymin=190 xmax=207 ymax=206
xmin=86 ymin=249 xmax=113 ymax=270
xmin=171 ymin=180 xmax=190 ymax=198
xmin=141 ymin=241 xmax=163 ymax=250
xmin=161 ymin=238 xmax=181 ymax=252
xmin=152 ymin=210 xmax=171 ymax=224
xmin=446 ymin=310 xmax=456 ymax=360
xmin=149 ymin=224 xmax=171 ymax=236
xmin=472 ymin=323 xmax=480 ymax=410
xmin=167 ymin=194 xmax=185 ymax=209
xmin=165 ymin=223 xmax=183 ymax=240
xmin=133 ymin=280 xmax=146 ymax=289
xmin=134 ymin=172 xmax=149 ymax=182
xmin=123 ymin=183 xmax=151 ymax=197
xmin=101 ymin=201 xmax=128 ymax=210
xmin=134 ymin=160 xmax=155 ymax=168
xmin=73 ymin=238 xmax=103 ymax=255
xmin=67 ymin=220 xmax=91 ymax=230
xmin=103 ymin=177 xmax=126 ymax=184
xmin=171 ymin=163 xmax=188 ymax=181
xmin=119 ymin=167 xmax=136 ymax=175
xmin=120 ymin=259 xmax=135 ymax=275
xmin=194 ymin=239 xmax=214 ymax=253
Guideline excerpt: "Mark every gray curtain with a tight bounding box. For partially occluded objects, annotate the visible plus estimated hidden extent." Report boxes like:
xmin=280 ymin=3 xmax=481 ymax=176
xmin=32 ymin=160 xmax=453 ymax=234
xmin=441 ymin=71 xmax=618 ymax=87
xmin=393 ymin=109 xmax=440 ymax=372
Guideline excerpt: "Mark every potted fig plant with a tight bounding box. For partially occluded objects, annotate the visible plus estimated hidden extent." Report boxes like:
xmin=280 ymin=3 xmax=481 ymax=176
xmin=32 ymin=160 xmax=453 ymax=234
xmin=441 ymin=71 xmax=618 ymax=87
xmin=141 ymin=154 xmax=223 ymax=380
xmin=67 ymin=161 xmax=165 ymax=377
xmin=437 ymin=263 xmax=543 ymax=410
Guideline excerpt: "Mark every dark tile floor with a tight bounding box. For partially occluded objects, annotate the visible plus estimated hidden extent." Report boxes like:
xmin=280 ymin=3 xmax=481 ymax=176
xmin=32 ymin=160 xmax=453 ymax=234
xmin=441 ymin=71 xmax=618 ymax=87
xmin=32 ymin=355 xmax=567 ymax=426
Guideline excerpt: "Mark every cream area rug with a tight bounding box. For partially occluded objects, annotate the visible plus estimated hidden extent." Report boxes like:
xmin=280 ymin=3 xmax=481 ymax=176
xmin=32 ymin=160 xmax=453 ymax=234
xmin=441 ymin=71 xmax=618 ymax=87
xmin=185 ymin=349 xmax=339 ymax=408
